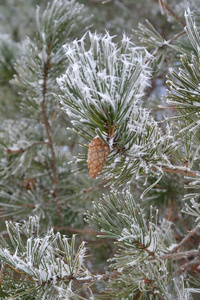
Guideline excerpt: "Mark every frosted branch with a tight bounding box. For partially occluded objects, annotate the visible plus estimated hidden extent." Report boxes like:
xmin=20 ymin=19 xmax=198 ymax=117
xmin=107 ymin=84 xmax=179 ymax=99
xmin=169 ymin=222 xmax=200 ymax=254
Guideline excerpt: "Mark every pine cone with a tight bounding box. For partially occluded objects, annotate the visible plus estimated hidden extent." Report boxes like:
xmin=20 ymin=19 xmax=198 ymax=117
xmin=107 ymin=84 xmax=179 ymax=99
xmin=88 ymin=137 xmax=110 ymax=178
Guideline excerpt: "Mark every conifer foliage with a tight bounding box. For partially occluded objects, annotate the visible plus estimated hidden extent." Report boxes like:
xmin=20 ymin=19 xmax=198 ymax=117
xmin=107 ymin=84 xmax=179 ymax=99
xmin=0 ymin=0 xmax=200 ymax=299
xmin=58 ymin=32 xmax=175 ymax=185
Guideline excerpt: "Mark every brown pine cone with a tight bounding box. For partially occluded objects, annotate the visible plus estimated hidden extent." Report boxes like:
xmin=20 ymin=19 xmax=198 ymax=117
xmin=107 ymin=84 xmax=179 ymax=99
xmin=88 ymin=137 xmax=110 ymax=178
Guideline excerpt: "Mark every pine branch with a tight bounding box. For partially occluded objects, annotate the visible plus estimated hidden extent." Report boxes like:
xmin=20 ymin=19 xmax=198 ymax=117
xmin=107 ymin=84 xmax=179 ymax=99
xmin=59 ymin=34 xmax=176 ymax=184
xmin=0 ymin=217 xmax=91 ymax=298
xmin=2 ymin=0 xmax=200 ymax=298
xmin=86 ymin=191 xmax=176 ymax=270
xmin=41 ymin=38 xmax=61 ymax=219
xmin=7 ymin=0 xmax=89 ymax=223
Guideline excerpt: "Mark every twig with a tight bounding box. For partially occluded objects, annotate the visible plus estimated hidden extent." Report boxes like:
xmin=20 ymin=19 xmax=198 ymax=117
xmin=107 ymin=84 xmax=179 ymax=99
xmin=22 ymin=203 xmax=36 ymax=208
xmin=41 ymin=38 xmax=61 ymax=219
xmin=39 ymin=270 xmax=120 ymax=287
xmin=160 ymin=166 xmax=200 ymax=177
xmin=0 ymin=264 xmax=3 ymax=285
xmin=145 ymin=29 xmax=185 ymax=65
xmin=54 ymin=226 xmax=104 ymax=236
xmin=82 ymin=179 xmax=110 ymax=193
xmin=5 ymin=141 xmax=49 ymax=154
xmin=148 ymin=284 xmax=165 ymax=300
xmin=167 ymin=203 xmax=173 ymax=221
xmin=159 ymin=0 xmax=186 ymax=27
xmin=88 ymin=0 xmax=112 ymax=3
xmin=147 ymin=248 xmax=199 ymax=262
xmin=169 ymin=222 xmax=200 ymax=254
xmin=7 ymin=263 xmax=35 ymax=282
xmin=182 ymin=259 xmax=200 ymax=270
xmin=158 ymin=249 xmax=199 ymax=261
xmin=146 ymin=28 xmax=186 ymax=67
xmin=51 ymin=100 xmax=59 ymax=122
xmin=142 ymin=276 xmax=165 ymax=300
xmin=137 ymin=242 xmax=155 ymax=257
xmin=151 ymin=106 xmax=176 ymax=112
xmin=145 ymin=2 xmax=186 ymax=65
xmin=136 ymin=291 xmax=142 ymax=300
xmin=174 ymin=214 xmax=190 ymax=232
xmin=67 ymin=270 xmax=120 ymax=284
xmin=168 ymin=29 xmax=186 ymax=44
xmin=158 ymin=0 xmax=168 ymax=16
xmin=165 ymin=3 xmax=186 ymax=27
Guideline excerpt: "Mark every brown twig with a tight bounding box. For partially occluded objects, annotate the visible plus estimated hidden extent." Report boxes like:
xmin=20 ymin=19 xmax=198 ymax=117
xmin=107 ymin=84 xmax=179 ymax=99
xmin=137 ymin=242 xmax=155 ymax=257
xmin=39 ymin=270 xmax=120 ymax=287
xmin=54 ymin=226 xmax=105 ymax=236
xmin=73 ymin=271 xmax=164 ymax=300
xmin=157 ymin=249 xmax=199 ymax=261
xmin=158 ymin=0 xmax=168 ymax=16
xmin=110 ymin=123 xmax=116 ymax=139
xmin=167 ymin=202 xmax=174 ymax=221
xmin=88 ymin=0 xmax=111 ymax=3
xmin=168 ymin=29 xmax=186 ymax=44
xmin=136 ymin=291 xmax=142 ymax=300
xmin=82 ymin=179 xmax=110 ymax=193
xmin=145 ymin=2 xmax=186 ymax=66
xmin=135 ymin=239 xmax=199 ymax=262
xmin=0 ymin=264 xmax=3 ymax=285
xmin=5 ymin=141 xmax=49 ymax=154
xmin=7 ymin=263 xmax=35 ymax=282
xmin=146 ymin=28 xmax=186 ymax=65
xmin=51 ymin=100 xmax=59 ymax=122
xmin=151 ymin=106 xmax=176 ymax=112
xmin=68 ymin=270 xmax=120 ymax=284
xmin=146 ymin=280 xmax=165 ymax=300
xmin=22 ymin=204 xmax=36 ymax=208
xmin=169 ymin=222 xmax=200 ymax=254
xmin=159 ymin=166 xmax=200 ymax=177
xmin=150 ymin=291 xmax=165 ymax=300
xmin=182 ymin=259 xmax=200 ymax=270
xmin=146 ymin=247 xmax=199 ymax=263
xmin=41 ymin=39 xmax=61 ymax=219
xmin=159 ymin=0 xmax=186 ymax=27
xmin=165 ymin=3 xmax=186 ymax=27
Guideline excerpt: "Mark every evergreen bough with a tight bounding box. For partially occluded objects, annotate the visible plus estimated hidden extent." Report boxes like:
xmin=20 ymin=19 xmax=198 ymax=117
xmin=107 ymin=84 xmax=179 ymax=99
xmin=0 ymin=1 xmax=200 ymax=299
